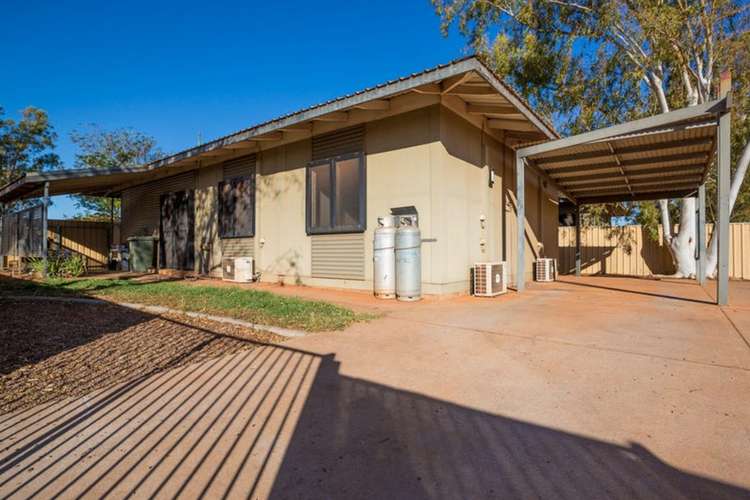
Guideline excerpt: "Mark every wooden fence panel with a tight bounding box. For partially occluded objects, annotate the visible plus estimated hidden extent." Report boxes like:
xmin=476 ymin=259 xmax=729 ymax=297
xmin=559 ymin=223 xmax=750 ymax=279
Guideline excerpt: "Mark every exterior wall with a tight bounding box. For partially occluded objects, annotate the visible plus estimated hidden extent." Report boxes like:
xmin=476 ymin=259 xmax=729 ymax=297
xmin=255 ymin=138 xmax=310 ymax=284
xmin=121 ymin=171 xmax=197 ymax=241
xmin=118 ymin=102 xmax=559 ymax=294
xmin=435 ymin=108 xmax=560 ymax=291
xmin=195 ymin=164 xmax=223 ymax=276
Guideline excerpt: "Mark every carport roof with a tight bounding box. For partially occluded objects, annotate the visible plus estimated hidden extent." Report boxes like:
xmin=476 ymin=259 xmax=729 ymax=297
xmin=516 ymin=98 xmax=730 ymax=204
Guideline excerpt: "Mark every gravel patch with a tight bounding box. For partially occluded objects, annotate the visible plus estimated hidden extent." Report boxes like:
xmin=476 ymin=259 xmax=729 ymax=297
xmin=0 ymin=299 xmax=284 ymax=414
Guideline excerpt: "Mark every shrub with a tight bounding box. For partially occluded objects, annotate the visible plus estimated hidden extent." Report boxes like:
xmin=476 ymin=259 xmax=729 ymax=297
xmin=27 ymin=253 xmax=87 ymax=278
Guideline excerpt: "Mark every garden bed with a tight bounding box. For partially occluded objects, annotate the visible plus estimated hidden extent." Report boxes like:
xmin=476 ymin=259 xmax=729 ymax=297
xmin=0 ymin=298 xmax=283 ymax=414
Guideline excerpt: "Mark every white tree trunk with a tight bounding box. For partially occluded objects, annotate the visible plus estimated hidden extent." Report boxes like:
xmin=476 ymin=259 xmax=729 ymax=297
xmin=670 ymin=197 xmax=697 ymax=277
xmin=705 ymin=139 xmax=750 ymax=277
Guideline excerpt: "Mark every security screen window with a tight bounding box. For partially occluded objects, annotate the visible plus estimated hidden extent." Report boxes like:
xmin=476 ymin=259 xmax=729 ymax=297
xmin=219 ymin=174 xmax=255 ymax=238
xmin=307 ymin=152 xmax=365 ymax=234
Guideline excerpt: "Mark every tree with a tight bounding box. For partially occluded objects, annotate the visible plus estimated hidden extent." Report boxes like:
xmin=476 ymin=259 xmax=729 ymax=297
xmin=0 ymin=106 xmax=60 ymax=212
xmin=433 ymin=0 xmax=750 ymax=277
xmin=70 ymin=126 xmax=162 ymax=221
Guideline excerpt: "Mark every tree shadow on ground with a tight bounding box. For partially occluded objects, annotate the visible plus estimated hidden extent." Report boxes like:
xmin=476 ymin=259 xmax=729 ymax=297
xmin=0 ymin=321 xmax=745 ymax=499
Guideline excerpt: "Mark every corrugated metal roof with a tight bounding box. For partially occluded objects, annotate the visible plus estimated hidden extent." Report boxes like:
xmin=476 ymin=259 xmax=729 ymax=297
xmin=0 ymin=56 xmax=557 ymax=203
xmin=517 ymin=100 xmax=728 ymax=204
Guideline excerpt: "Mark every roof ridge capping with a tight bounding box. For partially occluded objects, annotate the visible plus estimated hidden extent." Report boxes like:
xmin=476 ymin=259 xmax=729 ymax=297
xmin=144 ymin=55 xmax=558 ymax=170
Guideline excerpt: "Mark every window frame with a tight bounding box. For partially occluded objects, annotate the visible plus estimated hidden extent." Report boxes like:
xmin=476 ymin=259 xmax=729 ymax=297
xmin=305 ymin=151 xmax=366 ymax=235
xmin=218 ymin=172 xmax=256 ymax=239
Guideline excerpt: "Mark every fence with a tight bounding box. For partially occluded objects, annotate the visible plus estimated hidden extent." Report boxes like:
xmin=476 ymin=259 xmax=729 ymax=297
xmin=559 ymin=223 xmax=750 ymax=280
xmin=48 ymin=220 xmax=120 ymax=269
xmin=1 ymin=214 xmax=120 ymax=270
xmin=0 ymin=205 xmax=45 ymax=258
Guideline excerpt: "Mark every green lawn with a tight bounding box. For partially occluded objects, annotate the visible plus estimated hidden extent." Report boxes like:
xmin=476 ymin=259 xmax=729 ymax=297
xmin=0 ymin=276 xmax=371 ymax=331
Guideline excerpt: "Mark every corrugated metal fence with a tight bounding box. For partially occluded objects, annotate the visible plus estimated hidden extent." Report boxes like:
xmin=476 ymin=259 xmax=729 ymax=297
xmin=2 ymin=216 xmax=119 ymax=269
xmin=559 ymin=223 xmax=750 ymax=279
xmin=0 ymin=205 xmax=45 ymax=258
xmin=48 ymin=220 xmax=120 ymax=268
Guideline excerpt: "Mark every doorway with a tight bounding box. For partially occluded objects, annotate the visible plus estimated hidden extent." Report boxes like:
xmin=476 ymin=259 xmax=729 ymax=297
xmin=159 ymin=190 xmax=195 ymax=270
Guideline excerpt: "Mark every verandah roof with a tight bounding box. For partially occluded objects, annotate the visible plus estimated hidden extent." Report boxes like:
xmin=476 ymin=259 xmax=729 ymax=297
xmin=0 ymin=56 xmax=556 ymax=204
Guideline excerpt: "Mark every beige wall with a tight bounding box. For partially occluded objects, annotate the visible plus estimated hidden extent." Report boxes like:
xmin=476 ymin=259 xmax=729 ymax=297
xmin=435 ymin=108 xmax=559 ymax=291
xmin=121 ymin=102 xmax=560 ymax=293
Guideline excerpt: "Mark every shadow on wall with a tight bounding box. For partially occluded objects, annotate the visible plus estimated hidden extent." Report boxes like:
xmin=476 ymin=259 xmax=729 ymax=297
xmin=266 ymin=248 xmax=303 ymax=285
xmin=558 ymin=226 xmax=676 ymax=276
xmin=558 ymin=246 xmax=616 ymax=275
xmin=195 ymin=187 xmax=219 ymax=276
xmin=0 ymin=303 xmax=745 ymax=499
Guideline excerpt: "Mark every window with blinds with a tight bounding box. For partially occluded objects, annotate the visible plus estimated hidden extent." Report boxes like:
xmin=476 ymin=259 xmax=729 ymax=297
xmin=306 ymin=125 xmax=366 ymax=235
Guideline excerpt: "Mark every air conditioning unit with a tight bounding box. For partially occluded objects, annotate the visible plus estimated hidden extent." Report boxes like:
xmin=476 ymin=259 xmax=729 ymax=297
xmin=222 ymin=257 xmax=254 ymax=283
xmin=473 ymin=262 xmax=507 ymax=297
xmin=535 ymin=258 xmax=557 ymax=282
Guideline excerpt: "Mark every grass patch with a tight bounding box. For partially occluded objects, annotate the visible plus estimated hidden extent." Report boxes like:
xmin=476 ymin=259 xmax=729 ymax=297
xmin=0 ymin=276 xmax=371 ymax=331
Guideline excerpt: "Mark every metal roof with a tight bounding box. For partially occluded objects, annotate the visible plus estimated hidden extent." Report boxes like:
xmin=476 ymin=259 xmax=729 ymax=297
xmin=516 ymin=98 xmax=730 ymax=204
xmin=0 ymin=56 xmax=556 ymax=204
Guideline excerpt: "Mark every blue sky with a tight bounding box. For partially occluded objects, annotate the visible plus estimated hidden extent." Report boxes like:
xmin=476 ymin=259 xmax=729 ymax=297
xmin=2 ymin=0 xmax=469 ymax=218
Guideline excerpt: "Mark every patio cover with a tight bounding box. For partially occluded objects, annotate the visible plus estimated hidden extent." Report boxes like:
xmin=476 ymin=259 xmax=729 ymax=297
xmin=514 ymin=96 xmax=733 ymax=305
xmin=516 ymin=98 xmax=729 ymax=205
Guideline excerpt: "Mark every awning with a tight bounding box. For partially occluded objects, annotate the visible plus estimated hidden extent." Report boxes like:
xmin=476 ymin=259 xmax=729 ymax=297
xmin=516 ymin=98 xmax=729 ymax=205
xmin=0 ymin=165 xmax=199 ymax=203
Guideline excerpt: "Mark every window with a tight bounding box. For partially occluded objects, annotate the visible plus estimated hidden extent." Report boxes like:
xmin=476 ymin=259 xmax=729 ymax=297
xmin=219 ymin=174 xmax=255 ymax=238
xmin=306 ymin=152 xmax=366 ymax=234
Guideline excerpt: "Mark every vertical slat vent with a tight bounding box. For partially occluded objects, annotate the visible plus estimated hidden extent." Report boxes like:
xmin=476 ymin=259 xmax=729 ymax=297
xmin=223 ymin=154 xmax=256 ymax=179
xmin=221 ymin=238 xmax=254 ymax=258
xmin=312 ymin=125 xmax=365 ymax=161
xmin=311 ymin=233 xmax=365 ymax=280
xmin=121 ymin=171 xmax=196 ymax=239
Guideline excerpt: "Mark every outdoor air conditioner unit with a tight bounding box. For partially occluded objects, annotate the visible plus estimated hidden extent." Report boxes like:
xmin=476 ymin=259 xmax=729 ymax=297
xmin=222 ymin=257 xmax=254 ymax=283
xmin=535 ymin=258 xmax=557 ymax=282
xmin=473 ymin=262 xmax=507 ymax=297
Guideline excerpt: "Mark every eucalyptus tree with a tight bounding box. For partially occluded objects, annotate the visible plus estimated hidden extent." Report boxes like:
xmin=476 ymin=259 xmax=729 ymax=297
xmin=0 ymin=106 xmax=60 ymax=213
xmin=434 ymin=0 xmax=749 ymax=277
xmin=71 ymin=126 xmax=162 ymax=221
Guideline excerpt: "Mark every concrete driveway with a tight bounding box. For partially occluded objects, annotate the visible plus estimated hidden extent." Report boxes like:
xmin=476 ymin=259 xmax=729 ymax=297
xmin=1 ymin=277 xmax=749 ymax=499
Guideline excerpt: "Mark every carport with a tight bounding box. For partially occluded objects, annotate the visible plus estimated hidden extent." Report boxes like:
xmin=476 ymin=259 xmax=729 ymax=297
xmin=514 ymin=89 xmax=733 ymax=305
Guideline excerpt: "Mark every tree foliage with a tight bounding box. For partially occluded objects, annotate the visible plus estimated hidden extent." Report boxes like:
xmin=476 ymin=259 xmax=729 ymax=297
xmin=434 ymin=0 xmax=750 ymax=276
xmin=71 ymin=126 xmax=162 ymax=221
xmin=0 ymin=106 xmax=60 ymax=195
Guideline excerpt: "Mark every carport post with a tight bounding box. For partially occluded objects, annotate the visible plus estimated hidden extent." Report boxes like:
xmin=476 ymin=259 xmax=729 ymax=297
xmin=696 ymin=184 xmax=706 ymax=286
xmin=716 ymin=107 xmax=731 ymax=305
xmin=516 ymin=154 xmax=526 ymax=291
xmin=42 ymin=181 xmax=49 ymax=279
xmin=575 ymin=204 xmax=581 ymax=277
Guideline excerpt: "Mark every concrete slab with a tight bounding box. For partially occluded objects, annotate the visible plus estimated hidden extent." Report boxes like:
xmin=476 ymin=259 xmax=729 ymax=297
xmin=1 ymin=276 xmax=749 ymax=499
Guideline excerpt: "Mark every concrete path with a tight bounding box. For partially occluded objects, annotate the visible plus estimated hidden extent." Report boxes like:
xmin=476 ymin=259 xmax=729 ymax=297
xmin=1 ymin=277 xmax=749 ymax=499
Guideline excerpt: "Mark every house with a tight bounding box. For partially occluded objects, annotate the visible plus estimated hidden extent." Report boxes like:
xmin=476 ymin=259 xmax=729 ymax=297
xmin=0 ymin=56 xmax=564 ymax=294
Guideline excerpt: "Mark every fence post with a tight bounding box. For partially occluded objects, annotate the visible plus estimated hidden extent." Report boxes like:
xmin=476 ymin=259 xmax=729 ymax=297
xmin=42 ymin=182 xmax=49 ymax=279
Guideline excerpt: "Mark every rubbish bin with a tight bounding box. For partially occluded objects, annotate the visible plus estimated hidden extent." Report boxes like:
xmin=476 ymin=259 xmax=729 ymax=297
xmin=127 ymin=236 xmax=155 ymax=273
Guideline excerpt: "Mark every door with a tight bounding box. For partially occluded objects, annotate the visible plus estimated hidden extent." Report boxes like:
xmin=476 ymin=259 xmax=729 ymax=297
xmin=160 ymin=190 xmax=195 ymax=270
